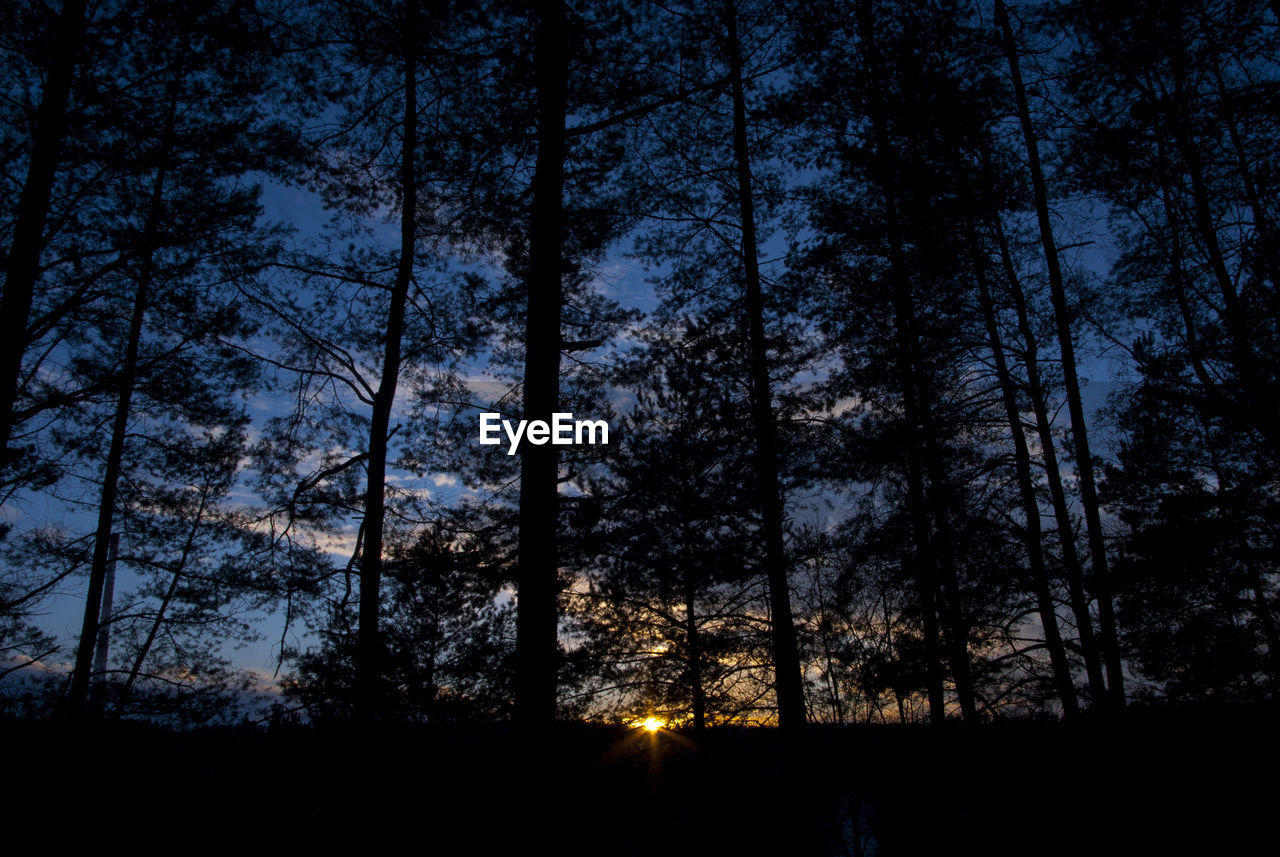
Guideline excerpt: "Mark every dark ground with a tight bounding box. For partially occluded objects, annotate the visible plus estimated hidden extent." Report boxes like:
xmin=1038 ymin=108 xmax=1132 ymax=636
xmin=6 ymin=704 xmax=1276 ymax=854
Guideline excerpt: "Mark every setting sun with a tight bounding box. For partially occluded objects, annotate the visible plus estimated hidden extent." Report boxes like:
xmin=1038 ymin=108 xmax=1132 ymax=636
xmin=641 ymin=717 xmax=663 ymax=732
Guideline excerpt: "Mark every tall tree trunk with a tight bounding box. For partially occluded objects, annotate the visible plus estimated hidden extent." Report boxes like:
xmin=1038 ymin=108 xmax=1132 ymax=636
xmin=1151 ymin=137 xmax=1247 ymax=434
xmin=90 ymin=533 xmax=119 ymax=703
xmin=67 ymin=74 xmax=179 ymax=711
xmin=68 ymin=196 xmax=161 ymax=710
xmin=679 ymin=500 xmax=706 ymax=731
xmin=1154 ymin=131 xmax=1277 ymax=445
xmin=920 ymin=407 xmax=980 ymax=724
xmin=724 ymin=1 xmax=806 ymax=732
xmin=515 ymin=0 xmax=567 ymax=728
xmin=423 ymin=582 xmax=440 ymax=722
xmin=0 ymin=0 xmax=89 ymax=471
xmin=1172 ymin=107 xmax=1263 ymax=390
xmin=996 ymin=0 xmax=1124 ymax=710
xmin=966 ymin=213 xmax=1078 ymax=718
xmin=356 ymin=0 xmax=419 ymax=721
xmin=856 ymin=0 xmax=946 ymax=724
xmin=990 ymin=212 xmax=1108 ymax=707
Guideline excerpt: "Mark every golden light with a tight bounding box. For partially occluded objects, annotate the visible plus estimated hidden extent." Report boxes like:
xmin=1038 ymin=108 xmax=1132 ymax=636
xmin=641 ymin=716 xmax=663 ymax=732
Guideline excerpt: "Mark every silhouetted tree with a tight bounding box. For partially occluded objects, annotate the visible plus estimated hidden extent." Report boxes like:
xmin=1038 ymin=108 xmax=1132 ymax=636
xmin=565 ymin=315 xmax=775 ymax=728
xmin=1052 ymin=0 xmax=1280 ymax=700
xmin=287 ymin=513 xmax=514 ymax=721
xmin=0 ymin=0 xmax=88 ymax=478
xmin=996 ymin=0 xmax=1125 ymax=709
xmin=17 ymin=1 xmax=292 ymax=711
xmin=617 ymin=0 xmax=813 ymax=730
xmin=483 ymin=0 xmax=693 ymax=727
xmin=245 ymin=0 xmax=489 ymax=720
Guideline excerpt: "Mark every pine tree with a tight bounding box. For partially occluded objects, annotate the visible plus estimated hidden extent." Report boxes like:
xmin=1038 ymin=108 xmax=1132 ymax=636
xmin=287 ymin=512 xmax=515 ymax=722
xmin=612 ymin=0 xmax=814 ymax=731
xmin=244 ymin=0 xmax=491 ymax=720
xmin=997 ymin=0 xmax=1125 ymax=710
xmin=565 ymin=315 xmax=776 ymax=728
xmin=1052 ymin=0 xmax=1280 ymax=699
xmin=6 ymin=0 xmax=295 ymax=711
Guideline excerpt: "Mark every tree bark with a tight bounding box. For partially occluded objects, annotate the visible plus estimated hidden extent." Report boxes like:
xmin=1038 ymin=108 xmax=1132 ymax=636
xmin=1156 ymin=142 xmax=1221 ymax=397
xmin=90 ymin=533 xmax=119 ymax=703
xmin=811 ymin=558 xmax=845 ymax=725
xmin=1210 ymin=62 xmax=1280 ymax=301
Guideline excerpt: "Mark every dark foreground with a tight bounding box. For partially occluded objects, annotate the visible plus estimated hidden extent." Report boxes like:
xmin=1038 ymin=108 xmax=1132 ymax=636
xmin=6 ymin=705 xmax=1276 ymax=854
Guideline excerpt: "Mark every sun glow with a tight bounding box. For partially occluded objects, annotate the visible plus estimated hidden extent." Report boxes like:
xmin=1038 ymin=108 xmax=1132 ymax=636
xmin=640 ymin=716 xmax=663 ymax=732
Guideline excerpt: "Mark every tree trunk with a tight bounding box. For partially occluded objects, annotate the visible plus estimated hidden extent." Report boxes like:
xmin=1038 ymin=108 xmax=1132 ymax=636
xmin=1163 ymin=14 xmax=1261 ymax=405
xmin=990 ymin=212 xmax=1108 ymax=707
xmin=966 ymin=213 xmax=1078 ymax=718
xmin=996 ymin=0 xmax=1124 ymax=710
xmin=811 ymin=559 xmax=845 ymax=725
xmin=1165 ymin=70 xmax=1280 ymax=444
xmin=69 ymin=202 xmax=163 ymax=710
xmin=67 ymin=76 xmax=179 ymax=710
xmin=856 ymin=0 xmax=946 ymax=725
xmin=920 ymin=407 xmax=980 ymax=724
xmin=0 ymin=0 xmax=89 ymax=471
xmin=724 ymin=0 xmax=806 ymax=732
xmin=515 ymin=0 xmax=567 ymax=729
xmin=356 ymin=0 xmax=419 ymax=722
xmin=90 ymin=533 xmax=119 ymax=703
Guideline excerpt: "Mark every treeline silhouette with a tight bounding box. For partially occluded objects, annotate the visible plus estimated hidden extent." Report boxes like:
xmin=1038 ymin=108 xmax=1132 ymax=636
xmin=3 ymin=0 xmax=1279 ymax=734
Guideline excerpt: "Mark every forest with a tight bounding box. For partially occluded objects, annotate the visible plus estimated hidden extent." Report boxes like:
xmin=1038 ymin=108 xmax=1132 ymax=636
xmin=2 ymin=0 xmax=1279 ymax=849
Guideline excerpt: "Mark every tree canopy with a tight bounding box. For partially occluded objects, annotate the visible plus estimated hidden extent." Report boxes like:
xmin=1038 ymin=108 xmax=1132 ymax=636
xmin=2 ymin=0 xmax=1278 ymax=728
